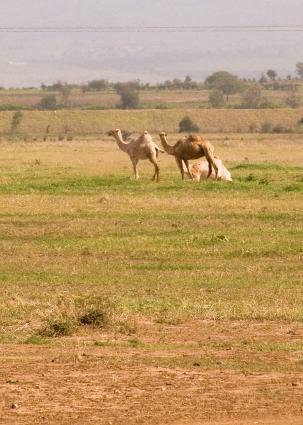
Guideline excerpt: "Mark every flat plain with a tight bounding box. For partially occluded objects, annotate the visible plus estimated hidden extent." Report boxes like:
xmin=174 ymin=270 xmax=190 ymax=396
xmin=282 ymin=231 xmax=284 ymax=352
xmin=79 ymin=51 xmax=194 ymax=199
xmin=0 ymin=133 xmax=302 ymax=425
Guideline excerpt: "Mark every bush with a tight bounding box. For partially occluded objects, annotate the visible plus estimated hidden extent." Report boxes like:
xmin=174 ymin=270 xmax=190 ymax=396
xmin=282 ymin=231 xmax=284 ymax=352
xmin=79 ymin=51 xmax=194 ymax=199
xmin=39 ymin=95 xmax=57 ymax=110
xmin=79 ymin=309 xmax=107 ymax=327
xmin=179 ymin=116 xmax=200 ymax=133
xmin=40 ymin=318 xmax=76 ymax=337
xmin=209 ymin=89 xmax=225 ymax=108
xmin=10 ymin=111 xmax=23 ymax=132
xmin=76 ymin=296 xmax=113 ymax=328
xmin=115 ymin=83 xmax=140 ymax=109
xmin=241 ymin=84 xmax=263 ymax=108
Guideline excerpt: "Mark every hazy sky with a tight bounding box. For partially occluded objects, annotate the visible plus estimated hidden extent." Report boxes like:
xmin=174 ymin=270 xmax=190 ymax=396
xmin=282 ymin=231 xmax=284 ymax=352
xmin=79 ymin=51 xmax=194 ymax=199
xmin=0 ymin=0 xmax=302 ymax=86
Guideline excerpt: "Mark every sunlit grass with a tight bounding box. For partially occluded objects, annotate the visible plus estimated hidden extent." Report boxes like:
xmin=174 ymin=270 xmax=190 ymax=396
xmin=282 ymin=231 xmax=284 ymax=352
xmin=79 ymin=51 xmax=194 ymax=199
xmin=0 ymin=137 xmax=302 ymax=342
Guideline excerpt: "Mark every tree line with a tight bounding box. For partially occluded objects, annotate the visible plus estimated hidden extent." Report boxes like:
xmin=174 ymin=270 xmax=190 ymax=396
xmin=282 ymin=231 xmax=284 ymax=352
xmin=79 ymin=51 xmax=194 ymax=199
xmin=1 ymin=63 xmax=302 ymax=111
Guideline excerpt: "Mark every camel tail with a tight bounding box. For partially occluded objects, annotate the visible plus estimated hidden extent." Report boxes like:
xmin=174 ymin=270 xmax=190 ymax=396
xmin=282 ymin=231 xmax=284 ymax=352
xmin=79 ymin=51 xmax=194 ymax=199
xmin=207 ymin=161 xmax=212 ymax=178
xmin=203 ymin=145 xmax=217 ymax=179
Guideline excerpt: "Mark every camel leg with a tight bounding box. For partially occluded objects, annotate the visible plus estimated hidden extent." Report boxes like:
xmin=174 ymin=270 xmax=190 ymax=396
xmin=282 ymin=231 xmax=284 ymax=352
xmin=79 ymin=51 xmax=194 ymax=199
xmin=183 ymin=159 xmax=194 ymax=181
xmin=149 ymin=155 xmax=160 ymax=182
xmin=131 ymin=157 xmax=139 ymax=179
xmin=175 ymin=158 xmax=185 ymax=180
xmin=204 ymin=151 xmax=218 ymax=180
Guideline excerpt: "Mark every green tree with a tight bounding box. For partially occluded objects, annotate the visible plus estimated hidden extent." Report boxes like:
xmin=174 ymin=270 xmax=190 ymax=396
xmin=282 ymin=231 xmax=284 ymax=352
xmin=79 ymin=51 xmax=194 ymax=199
xmin=205 ymin=71 xmax=244 ymax=101
xmin=115 ymin=83 xmax=139 ymax=109
xmin=86 ymin=79 xmax=109 ymax=91
xmin=266 ymin=69 xmax=277 ymax=81
xmin=183 ymin=75 xmax=197 ymax=89
xmin=209 ymin=89 xmax=225 ymax=108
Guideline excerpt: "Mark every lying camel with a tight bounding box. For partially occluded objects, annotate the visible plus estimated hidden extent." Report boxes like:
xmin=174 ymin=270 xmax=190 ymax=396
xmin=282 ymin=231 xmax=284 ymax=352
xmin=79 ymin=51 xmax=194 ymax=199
xmin=108 ymin=129 xmax=163 ymax=181
xmin=183 ymin=158 xmax=232 ymax=182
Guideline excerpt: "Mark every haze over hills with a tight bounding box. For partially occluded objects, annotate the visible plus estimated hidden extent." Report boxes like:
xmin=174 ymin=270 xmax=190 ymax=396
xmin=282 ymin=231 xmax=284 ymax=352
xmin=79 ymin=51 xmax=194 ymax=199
xmin=0 ymin=0 xmax=302 ymax=87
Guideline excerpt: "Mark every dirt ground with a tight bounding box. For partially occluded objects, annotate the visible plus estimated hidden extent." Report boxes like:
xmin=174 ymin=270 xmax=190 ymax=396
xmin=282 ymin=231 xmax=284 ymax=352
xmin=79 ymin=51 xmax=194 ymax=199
xmin=1 ymin=320 xmax=302 ymax=425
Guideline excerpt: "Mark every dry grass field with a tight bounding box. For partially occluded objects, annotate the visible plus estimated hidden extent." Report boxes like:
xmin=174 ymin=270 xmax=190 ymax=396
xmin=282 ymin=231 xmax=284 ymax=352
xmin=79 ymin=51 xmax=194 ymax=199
xmin=0 ymin=84 xmax=303 ymax=109
xmin=1 ymin=108 xmax=303 ymax=137
xmin=0 ymin=133 xmax=302 ymax=424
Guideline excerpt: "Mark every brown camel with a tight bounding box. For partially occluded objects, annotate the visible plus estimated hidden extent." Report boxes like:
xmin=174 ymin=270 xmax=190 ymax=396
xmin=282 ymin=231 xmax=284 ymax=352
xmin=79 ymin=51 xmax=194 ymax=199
xmin=159 ymin=132 xmax=218 ymax=180
xmin=108 ymin=129 xmax=163 ymax=181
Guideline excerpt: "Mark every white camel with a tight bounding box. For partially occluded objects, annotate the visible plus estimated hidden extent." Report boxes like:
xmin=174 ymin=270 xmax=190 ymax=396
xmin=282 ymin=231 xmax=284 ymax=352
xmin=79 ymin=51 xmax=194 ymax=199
xmin=183 ymin=158 xmax=232 ymax=182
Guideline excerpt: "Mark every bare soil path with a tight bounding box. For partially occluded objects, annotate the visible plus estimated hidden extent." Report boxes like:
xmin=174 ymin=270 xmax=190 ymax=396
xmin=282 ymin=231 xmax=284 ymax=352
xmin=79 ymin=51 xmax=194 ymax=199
xmin=1 ymin=321 xmax=302 ymax=425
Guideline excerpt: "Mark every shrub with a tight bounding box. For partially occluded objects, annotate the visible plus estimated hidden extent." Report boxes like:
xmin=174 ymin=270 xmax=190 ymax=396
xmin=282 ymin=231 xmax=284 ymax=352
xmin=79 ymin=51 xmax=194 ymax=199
xmin=241 ymin=84 xmax=263 ymax=108
xmin=179 ymin=116 xmax=200 ymax=133
xmin=115 ymin=82 xmax=140 ymax=109
xmin=40 ymin=318 xmax=76 ymax=337
xmin=79 ymin=309 xmax=107 ymax=327
xmin=39 ymin=95 xmax=57 ymax=110
xmin=209 ymin=89 xmax=225 ymax=108
xmin=76 ymin=296 xmax=113 ymax=328
xmin=10 ymin=111 xmax=23 ymax=132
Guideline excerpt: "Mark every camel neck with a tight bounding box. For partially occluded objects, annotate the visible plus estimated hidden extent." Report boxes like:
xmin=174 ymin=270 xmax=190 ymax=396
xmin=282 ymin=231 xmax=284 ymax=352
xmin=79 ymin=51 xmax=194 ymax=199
xmin=160 ymin=136 xmax=174 ymax=155
xmin=114 ymin=134 xmax=129 ymax=153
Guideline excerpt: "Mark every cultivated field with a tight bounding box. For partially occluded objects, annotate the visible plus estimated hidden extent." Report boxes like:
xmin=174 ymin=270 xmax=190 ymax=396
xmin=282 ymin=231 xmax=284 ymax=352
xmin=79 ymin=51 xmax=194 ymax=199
xmin=1 ymin=84 xmax=303 ymax=109
xmin=1 ymin=108 xmax=303 ymax=137
xmin=0 ymin=133 xmax=302 ymax=425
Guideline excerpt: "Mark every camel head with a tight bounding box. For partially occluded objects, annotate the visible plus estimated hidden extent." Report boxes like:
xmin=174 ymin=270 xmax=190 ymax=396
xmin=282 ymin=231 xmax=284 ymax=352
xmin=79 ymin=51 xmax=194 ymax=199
xmin=107 ymin=129 xmax=121 ymax=137
xmin=159 ymin=132 xmax=167 ymax=138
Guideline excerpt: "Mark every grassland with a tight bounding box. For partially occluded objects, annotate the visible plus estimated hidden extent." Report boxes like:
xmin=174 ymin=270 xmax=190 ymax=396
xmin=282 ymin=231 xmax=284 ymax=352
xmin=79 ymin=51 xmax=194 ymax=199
xmin=1 ymin=107 xmax=303 ymax=137
xmin=0 ymin=134 xmax=302 ymax=424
